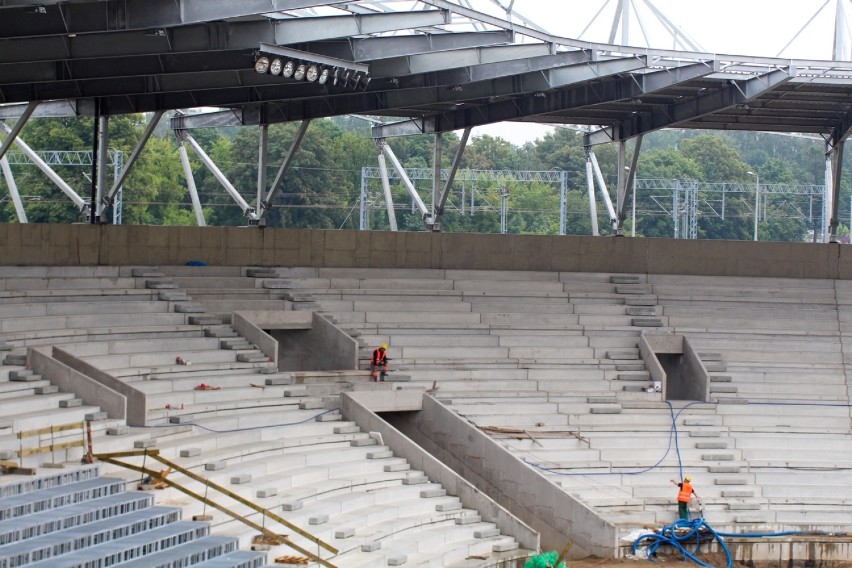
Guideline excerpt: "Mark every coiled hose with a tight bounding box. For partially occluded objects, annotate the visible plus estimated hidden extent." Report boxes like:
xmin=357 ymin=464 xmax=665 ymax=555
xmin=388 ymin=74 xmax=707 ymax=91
xmin=632 ymin=516 xmax=732 ymax=568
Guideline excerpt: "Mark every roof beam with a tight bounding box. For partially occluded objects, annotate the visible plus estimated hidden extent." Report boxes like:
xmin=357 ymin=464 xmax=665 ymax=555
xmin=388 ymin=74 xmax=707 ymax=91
xmin=0 ymin=11 xmax=449 ymax=65
xmin=371 ymin=59 xmax=718 ymax=137
xmin=0 ymin=0 xmax=353 ymax=38
xmin=585 ymin=66 xmax=795 ymax=145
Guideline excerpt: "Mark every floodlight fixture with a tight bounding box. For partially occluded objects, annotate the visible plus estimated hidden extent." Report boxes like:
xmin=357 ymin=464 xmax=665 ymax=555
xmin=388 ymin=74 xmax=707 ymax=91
xmin=269 ymin=58 xmax=283 ymax=76
xmin=256 ymin=43 xmax=369 ymax=88
xmin=254 ymin=56 xmax=270 ymax=74
xmin=306 ymin=65 xmax=319 ymax=82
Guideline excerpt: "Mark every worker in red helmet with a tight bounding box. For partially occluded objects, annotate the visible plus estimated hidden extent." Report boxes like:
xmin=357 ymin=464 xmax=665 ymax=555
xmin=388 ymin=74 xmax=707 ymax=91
xmin=671 ymin=475 xmax=697 ymax=520
xmin=371 ymin=343 xmax=389 ymax=381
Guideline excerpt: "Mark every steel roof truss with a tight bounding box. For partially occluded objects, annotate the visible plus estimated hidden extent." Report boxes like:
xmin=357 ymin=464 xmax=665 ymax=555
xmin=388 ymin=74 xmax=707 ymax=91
xmin=586 ymin=66 xmax=796 ymax=144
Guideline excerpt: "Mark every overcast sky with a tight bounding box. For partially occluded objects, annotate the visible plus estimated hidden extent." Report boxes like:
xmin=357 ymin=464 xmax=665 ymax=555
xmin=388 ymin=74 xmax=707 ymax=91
xmin=473 ymin=0 xmax=846 ymax=144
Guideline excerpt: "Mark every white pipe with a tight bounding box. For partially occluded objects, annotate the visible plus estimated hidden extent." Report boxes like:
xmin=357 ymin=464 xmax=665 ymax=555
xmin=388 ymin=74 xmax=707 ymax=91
xmin=589 ymin=151 xmax=618 ymax=228
xmin=382 ymin=144 xmax=428 ymax=215
xmin=184 ymin=134 xmax=255 ymax=220
xmin=178 ymin=142 xmax=206 ymax=226
xmin=377 ymin=153 xmax=398 ymax=231
xmin=0 ymin=156 xmax=27 ymax=223
xmin=586 ymin=158 xmax=599 ymax=236
xmin=0 ymin=122 xmax=87 ymax=210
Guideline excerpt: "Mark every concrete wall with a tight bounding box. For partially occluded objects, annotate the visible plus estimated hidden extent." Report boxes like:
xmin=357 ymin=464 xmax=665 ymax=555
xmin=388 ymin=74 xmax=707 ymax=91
xmin=3 ymin=224 xmax=852 ymax=280
xmin=52 ymin=347 xmax=147 ymax=425
xmin=260 ymin=311 xmax=357 ymax=372
xmin=341 ymin=391 xmax=540 ymax=553
xmin=381 ymin=394 xmax=616 ymax=558
xmin=28 ymin=346 xmax=127 ymax=420
xmin=309 ymin=312 xmax=358 ymax=370
xmin=682 ymin=337 xmax=709 ymax=402
xmin=232 ymin=312 xmax=279 ymax=366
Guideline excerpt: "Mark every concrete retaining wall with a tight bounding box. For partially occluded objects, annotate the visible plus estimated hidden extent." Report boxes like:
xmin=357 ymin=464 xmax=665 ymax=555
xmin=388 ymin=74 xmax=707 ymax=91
xmin=28 ymin=347 xmax=127 ymax=420
xmin=232 ymin=312 xmax=279 ymax=366
xmin=382 ymin=394 xmax=616 ymax=558
xmin=2 ymin=224 xmax=852 ymax=280
xmin=52 ymin=347 xmax=147 ymax=425
xmin=341 ymin=391 xmax=540 ymax=553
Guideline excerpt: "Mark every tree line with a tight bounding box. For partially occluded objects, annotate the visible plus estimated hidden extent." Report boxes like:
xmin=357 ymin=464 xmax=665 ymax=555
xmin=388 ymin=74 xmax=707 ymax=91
xmin=0 ymin=114 xmax=846 ymax=242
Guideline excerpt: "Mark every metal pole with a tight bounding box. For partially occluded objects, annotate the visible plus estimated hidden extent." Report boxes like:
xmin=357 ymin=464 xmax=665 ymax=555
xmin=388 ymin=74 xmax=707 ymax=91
xmin=381 ymin=144 xmax=428 ymax=215
xmin=0 ymin=156 xmax=27 ymax=222
xmin=359 ymin=167 xmax=368 ymax=230
xmin=500 ymin=187 xmax=508 ymax=234
xmin=104 ymin=110 xmax=163 ymax=212
xmin=753 ymin=173 xmax=759 ymax=241
xmin=436 ymin=127 xmax=471 ymax=221
xmin=260 ymin=119 xmax=310 ymax=220
xmin=257 ymin=124 xmax=269 ymax=219
xmin=825 ymin=143 xmax=832 ymax=242
xmin=94 ymin=115 xmax=109 ymax=223
xmin=112 ymin=150 xmax=123 ymax=225
xmin=585 ymin=158 xmax=599 ymax=236
xmin=0 ymin=101 xmax=38 ymax=163
xmin=90 ymin=109 xmax=101 ymax=223
xmin=178 ymin=142 xmax=206 ymax=226
xmin=589 ymin=151 xmax=617 ymax=230
xmin=184 ymin=134 xmax=255 ymax=220
xmin=631 ymin=174 xmax=636 ymax=237
xmin=376 ymin=152 xmax=398 ymax=231
xmin=432 ymin=132 xmax=442 ymax=230
xmin=559 ymin=170 xmax=567 ymax=236
xmin=0 ymin=122 xmax=88 ymax=211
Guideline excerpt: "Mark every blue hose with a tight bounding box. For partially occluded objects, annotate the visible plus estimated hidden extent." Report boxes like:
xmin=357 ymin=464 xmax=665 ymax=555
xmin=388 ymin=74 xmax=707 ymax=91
xmin=632 ymin=516 xmax=732 ymax=568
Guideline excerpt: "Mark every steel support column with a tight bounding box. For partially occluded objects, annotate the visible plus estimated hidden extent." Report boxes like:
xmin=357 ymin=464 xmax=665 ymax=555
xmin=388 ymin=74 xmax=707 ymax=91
xmin=257 ymin=124 xmax=269 ymax=225
xmin=585 ymin=158 xmax=599 ymax=236
xmin=92 ymin=115 xmax=109 ymax=223
xmin=435 ymin=127 xmax=471 ymax=227
xmin=178 ymin=142 xmax=205 ymax=227
xmin=829 ymin=140 xmax=844 ymax=243
xmin=0 ymin=156 xmax=27 ymax=223
xmin=0 ymin=102 xmax=37 ymax=164
xmin=112 ymin=151 xmax=123 ymax=225
xmin=359 ymin=167 xmax=368 ymax=230
xmin=380 ymin=143 xmax=428 ymax=216
xmin=376 ymin=151 xmax=398 ymax=231
xmin=0 ymin=122 xmax=88 ymax=213
xmin=431 ymin=132 xmax=443 ymax=231
xmin=184 ymin=134 xmax=256 ymax=220
xmin=104 ymin=111 xmax=163 ymax=215
xmin=618 ymin=135 xmax=642 ymax=234
xmin=259 ymin=120 xmax=310 ymax=221
xmin=559 ymin=170 xmax=567 ymax=236
xmin=589 ymin=151 xmax=617 ymax=231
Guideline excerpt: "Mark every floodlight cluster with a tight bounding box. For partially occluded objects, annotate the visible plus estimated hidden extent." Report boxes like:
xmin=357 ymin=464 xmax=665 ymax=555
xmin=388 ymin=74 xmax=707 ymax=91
xmin=254 ymin=55 xmax=369 ymax=88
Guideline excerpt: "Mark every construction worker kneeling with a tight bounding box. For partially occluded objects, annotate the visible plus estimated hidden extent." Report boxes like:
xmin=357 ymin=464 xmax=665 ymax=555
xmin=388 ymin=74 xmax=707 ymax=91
xmin=371 ymin=343 xmax=389 ymax=381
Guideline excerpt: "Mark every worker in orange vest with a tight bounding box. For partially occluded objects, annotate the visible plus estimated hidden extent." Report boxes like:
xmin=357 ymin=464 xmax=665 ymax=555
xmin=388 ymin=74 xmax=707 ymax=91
xmin=671 ymin=475 xmax=697 ymax=520
xmin=371 ymin=343 xmax=389 ymax=381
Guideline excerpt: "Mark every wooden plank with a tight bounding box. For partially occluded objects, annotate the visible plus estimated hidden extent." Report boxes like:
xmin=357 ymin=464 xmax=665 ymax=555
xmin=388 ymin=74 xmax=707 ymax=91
xmin=17 ymin=422 xmax=84 ymax=439
xmin=19 ymin=439 xmax=84 ymax=457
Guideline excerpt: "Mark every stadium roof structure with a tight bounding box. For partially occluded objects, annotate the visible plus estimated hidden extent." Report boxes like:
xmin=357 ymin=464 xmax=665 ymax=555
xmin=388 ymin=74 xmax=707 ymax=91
xmin=1 ymin=0 xmax=852 ymax=143
xmin=1 ymin=0 xmax=852 ymax=236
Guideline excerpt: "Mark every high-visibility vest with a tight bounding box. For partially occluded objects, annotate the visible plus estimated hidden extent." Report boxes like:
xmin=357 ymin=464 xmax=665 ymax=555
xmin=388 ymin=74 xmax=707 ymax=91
xmin=677 ymin=481 xmax=694 ymax=503
xmin=372 ymin=348 xmax=387 ymax=366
